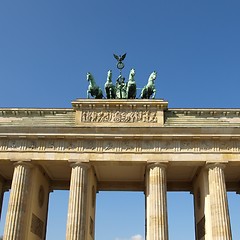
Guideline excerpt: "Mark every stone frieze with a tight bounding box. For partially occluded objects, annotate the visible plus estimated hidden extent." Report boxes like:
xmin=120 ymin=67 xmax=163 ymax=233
xmin=81 ymin=110 xmax=157 ymax=123
xmin=0 ymin=138 xmax=240 ymax=153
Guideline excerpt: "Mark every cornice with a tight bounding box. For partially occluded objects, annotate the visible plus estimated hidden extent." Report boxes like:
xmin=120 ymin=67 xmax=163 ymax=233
xmin=0 ymin=108 xmax=74 ymax=117
xmin=71 ymin=99 xmax=169 ymax=110
xmin=0 ymin=106 xmax=240 ymax=117
xmin=167 ymin=108 xmax=240 ymax=117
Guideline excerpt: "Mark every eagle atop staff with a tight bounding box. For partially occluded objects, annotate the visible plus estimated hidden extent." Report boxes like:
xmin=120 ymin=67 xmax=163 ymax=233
xmin=113 ymin=53 xmax=127 ymax=62
xmin=113 ymin=53 xmax=127 ymax=71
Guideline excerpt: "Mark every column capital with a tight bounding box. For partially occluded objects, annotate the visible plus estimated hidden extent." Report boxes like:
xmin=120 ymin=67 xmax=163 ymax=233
xmin=147 ymin=162 xmax=168 ymax=170
xmin=70 ymin=162 xmax=90 ymax=170
xmin=13 ymin=160 xmax=34 ymax=169
xmin=205 ymin=162 xmax=227 ymax=170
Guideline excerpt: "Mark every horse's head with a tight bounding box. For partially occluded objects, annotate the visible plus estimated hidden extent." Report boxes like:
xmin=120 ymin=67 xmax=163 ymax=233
xmin=107 ymin=70 xmax=112 ymax=82
xmin=148 ymin=71 xmax=157 ymax=82
xmin=87 ymin=72 xmax=94 ymax=82
xmin=128 ymin=68 xmax=135 ymax=81
xmin=130 ymin=68 xmax=135 ymax=76
xmin=86 ymin=72 xmax=91 ymax=81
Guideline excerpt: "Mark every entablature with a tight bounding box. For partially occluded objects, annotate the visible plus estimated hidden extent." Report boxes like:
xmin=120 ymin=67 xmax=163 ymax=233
xmin=0 ymin=135 xmax=240 ymax=155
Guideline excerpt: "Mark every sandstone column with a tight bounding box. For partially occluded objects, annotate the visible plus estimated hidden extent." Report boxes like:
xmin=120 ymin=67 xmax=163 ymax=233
xmin=146 ymin=163 xmax=168 ymax=240
xmin=207 ymin=163 xmax=232 ymax=239
xmin=0 ymin=176 xmax=5 ymax=219
xmin=66 ymin=162 xmax=89 ymax=240
xmin=3 ymin=162 xmax=32 ymax=240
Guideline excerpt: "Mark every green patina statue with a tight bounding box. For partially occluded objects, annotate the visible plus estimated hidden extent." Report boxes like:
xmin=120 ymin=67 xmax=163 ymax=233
xmin=86 ymin=72 xmax=103 ymax=99
xmin=116 ymin=74 xmax=127 ymax=99
xmin=140 ymin=71 xmax=157 ymax=99
xmin=126 ymin=68 xmax=136 ymax=99
xmin=104 ymin=70 xmax=116 ymax=99
xmin=85 ymin=54 xmax=157 ymax=99
xmin=86 ymin=70 xmax=157 ymax=99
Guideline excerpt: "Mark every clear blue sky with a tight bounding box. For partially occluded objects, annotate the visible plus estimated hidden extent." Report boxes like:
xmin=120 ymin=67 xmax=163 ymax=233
xmin=0 ymin=1 xmax=240 ymax=239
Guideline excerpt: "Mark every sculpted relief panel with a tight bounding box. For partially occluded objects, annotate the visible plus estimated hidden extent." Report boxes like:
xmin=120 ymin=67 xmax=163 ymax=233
xmin=0 ymin=138 xmax=240 ymax=153
xmin=81 ymin=110 xmax=157 ymax=123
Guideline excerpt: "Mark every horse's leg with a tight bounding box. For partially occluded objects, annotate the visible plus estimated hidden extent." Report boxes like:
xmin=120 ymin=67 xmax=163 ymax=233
xmin=109 ymin=88 xmax=112 ymax=99
xmin=87 ymin=89 xmax=91 ymax=98
xmin=152 ymin=89 xmax=156 ymax=99
xmin=141 ymin=87 xmax=147 ymax=99
xmin=140 ymin=88 xmax=144 ymax=99
xmin=105 ymin=87 xmax=109 ymax=99
xmin=96 ymin=88 xmax=103 ymax=99
xmin=112 ymin=87 xmax=116 ymax=99
xmin=100 ymin=89 xmax=103 ymax=99
xmin=147 ymin=87 xmax=152 ymax=99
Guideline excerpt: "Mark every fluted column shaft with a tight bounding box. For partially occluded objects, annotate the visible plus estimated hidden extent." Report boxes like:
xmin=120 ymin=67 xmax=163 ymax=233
xmin=146 ymin=163 xmax=168 ymax=240
xmin=0 ymin=176 xmax=5 ymax=220
xmin=207 ymin=163 xmax=232 ymax=240
xmin=3 ymin=162 xmax=32 ymax=240
xmin=66 ymin=162 xmax=89 ymax=240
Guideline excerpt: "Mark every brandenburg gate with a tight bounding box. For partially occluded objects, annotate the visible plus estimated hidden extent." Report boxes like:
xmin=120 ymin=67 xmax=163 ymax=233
xmin=0 ymin=98 xmax=239 ymax=239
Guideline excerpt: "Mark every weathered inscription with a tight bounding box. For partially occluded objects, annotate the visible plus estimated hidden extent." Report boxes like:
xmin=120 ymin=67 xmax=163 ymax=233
xmin=81 ymin=110 xmax=157 ymax=123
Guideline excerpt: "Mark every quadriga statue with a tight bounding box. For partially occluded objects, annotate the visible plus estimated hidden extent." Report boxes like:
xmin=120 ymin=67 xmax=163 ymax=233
xmin=86 ymin=69 xmax=157 ymax=99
